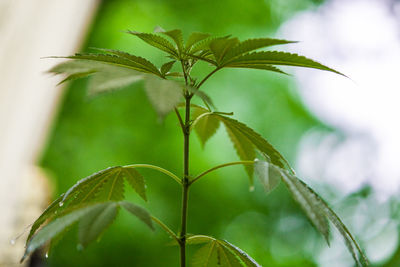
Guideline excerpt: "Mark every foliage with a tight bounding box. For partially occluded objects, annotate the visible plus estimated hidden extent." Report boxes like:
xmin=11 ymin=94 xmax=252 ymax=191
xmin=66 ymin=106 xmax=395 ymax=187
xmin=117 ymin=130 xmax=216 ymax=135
xmin=23 ymin=28 xmax=368 ymax=266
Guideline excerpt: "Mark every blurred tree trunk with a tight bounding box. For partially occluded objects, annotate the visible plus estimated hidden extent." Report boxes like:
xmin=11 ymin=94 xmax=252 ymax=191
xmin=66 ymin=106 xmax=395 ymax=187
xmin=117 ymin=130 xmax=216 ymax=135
xmin=0 ymin=0 xmax=99 ymax=265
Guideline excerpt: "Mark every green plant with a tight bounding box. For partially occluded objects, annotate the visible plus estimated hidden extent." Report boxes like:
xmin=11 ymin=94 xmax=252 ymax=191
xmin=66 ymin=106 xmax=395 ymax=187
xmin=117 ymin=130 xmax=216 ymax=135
xmin=22 ymin=28 xmax=368 ymax=266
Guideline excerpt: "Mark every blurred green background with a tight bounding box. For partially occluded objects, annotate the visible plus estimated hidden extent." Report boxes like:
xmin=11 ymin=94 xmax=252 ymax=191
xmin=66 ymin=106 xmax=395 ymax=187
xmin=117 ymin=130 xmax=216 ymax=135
xmin=36 ymin=0 xmax=387 ymax=266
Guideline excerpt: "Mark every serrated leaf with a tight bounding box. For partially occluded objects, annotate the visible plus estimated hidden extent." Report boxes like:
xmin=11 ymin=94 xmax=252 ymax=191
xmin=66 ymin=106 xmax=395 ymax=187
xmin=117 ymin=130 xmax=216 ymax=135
xmin=78 ymin=202 xmax=119 ymax=247
xmin=189 ymin=35 xmax=230 ymax=54
xmin=58 ymin=71 xmax=97 ymax=85
xmin=120 ymin=201 xmax=154 ymax=230
xmin=219 ymin=240 xmax=261 ymax=267
xmin=254 ymin=160 xmax=280 ymax=193
xmin=187 ymin=235 xmax=214 ymax=245
xmin=66 ymin=53 xmax=162 ymax=75
xmin=192 ymin=241 xmax=242 ymax=267
xmin=124 ymin=168 xmax=147 ymax=201
xmin=127 ymin=31 xmax=178 ymax=58
xmin=160 ymin=60 xmax=176 ymax=76
xmin=91 ymin=48 xmax=162 ymax=76
xmin=192 ymin=107 xmax=220 ymax=147
xmin=216 ymin=115 xmax=293 ymax=173
xmin=162 ymin=29 xmax=184 ymax=53
xmin=188 ymin=86 xmax=215 ymax=109
xmin=302 ymin=182 xmax=369 ymax=266
xmin=87 ymin=66 xmax=143 ymax=95
xmin=223 ymin=118 xmax=256 ymax=184
xmin=26 ymin=195 xmax=64 ymax=244
xmin=49 ymin=59 xmax=144 ymax=94
xmin=259 ymin=160 xmax=368 ymax=266
xmin=189 ymin=235 xmax=260 ymax=267
xmin=209 ymin=37 xmax=239 ymax=64
xmin=22 ymin=203 xmax=113 ymax=261
xmin=185 ymin=32 xmax=211 ymax=51
xmin=49 ymin=60 xmax=99 ymax=84
xmin=223 ymin=64 xmax=288 ymax=75
xmin=272 ymin=164 xmax=330 ymax=244
xmin=222 ymin=51 xmax=344 ymax=76
xmin=25 ymin=166 xmax=147 ymax=242
xmin=223 ymin=38 xmax=296 ymax=63
xmin=144 ymin=76 xmax=183 ymax=119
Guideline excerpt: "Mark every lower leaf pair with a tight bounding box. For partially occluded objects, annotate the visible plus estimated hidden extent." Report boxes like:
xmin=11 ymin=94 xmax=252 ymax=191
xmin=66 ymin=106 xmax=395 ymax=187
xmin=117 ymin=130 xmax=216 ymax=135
xmin=21 ymin=201 xmax=153 ymax=262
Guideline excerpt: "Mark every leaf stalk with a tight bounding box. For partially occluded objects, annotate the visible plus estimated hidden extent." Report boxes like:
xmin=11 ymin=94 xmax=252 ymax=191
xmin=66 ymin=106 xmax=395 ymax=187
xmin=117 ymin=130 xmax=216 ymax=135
xmin=124 ymin=164 xmax=181 ymax=184
xmin=190 ymin=160 xmax=255 ymax=185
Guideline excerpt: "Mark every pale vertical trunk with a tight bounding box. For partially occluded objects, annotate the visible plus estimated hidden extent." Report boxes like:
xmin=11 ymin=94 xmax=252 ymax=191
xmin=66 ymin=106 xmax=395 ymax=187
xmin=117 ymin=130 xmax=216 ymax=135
xmin=0 ymin=0 xmax=99 ymax=265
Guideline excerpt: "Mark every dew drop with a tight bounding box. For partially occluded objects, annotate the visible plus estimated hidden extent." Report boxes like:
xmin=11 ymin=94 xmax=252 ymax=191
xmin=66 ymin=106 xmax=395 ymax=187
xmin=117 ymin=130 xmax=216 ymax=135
xmin=10 ymin=239 xmax=16 ymax=245
xmin=45 ymin=252 xmax=49 ymax=258
xmin=59 ymin=202 xmax=64 ymax=207
xmin=249 ymin=185 xmax=255 ymax=192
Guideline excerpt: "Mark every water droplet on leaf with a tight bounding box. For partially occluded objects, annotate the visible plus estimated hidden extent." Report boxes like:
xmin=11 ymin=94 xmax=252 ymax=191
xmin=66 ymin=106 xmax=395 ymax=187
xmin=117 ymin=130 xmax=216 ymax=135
xmin=59 ymin=202 xmax=64 ymax=207
xmin=45 ymin=252 xmax=49 ymax=258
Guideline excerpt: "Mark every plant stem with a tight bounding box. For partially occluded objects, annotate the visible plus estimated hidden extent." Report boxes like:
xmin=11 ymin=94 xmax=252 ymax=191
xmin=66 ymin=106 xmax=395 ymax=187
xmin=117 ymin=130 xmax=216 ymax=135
xmin=151 ymin=216 xmax=179 ymax=243
xmin=124 ymin=164 xmax=181 ymax=184
xmin=179 ymin=95 xmax=191 ymax=267
xmin=195 ymin=67 xmax=219 ymax=90
xmin=190 ymin=160 xmax=255 ymax=185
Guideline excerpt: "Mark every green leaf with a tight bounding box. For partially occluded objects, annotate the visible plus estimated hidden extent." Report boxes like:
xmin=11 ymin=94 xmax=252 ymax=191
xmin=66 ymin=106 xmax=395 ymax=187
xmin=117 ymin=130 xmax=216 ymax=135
xmin=49 ymin=59 xmax=144 ymax=94
xmin=120 ymin=201 xmax=154 ymax=230
xmin=189 ymin=235 xmax=260 ymax=267
xmin=87 ymin=66 xmax=143 ymax=95
xmin=187 ymin=235 xmax=214 ymax=245
xmin=91 ymin=48 xmax=162 ymax=76
xmin=185 ymin=32 xmax=211 ymax=51
xmin=23 ymin=202 xmax=114 ymax=261
xmin=26 ymin=195 xmax=64 ymax=244
xmin=269 ymin=162 xmax=330 ymax=244
xmin=78 ymin=202 xmax=119 ymax=247
xmin=189 ymin=35 xmax=230 ymax=54
xmin=124 ymin=168 xmax=147 ymax=201
xmin=23 ymin=201 xmax=155 ymax=262
xmin=160 ymin=60 xmax=176 ymax=76
xmin=223 ymin=38 xmax=296 ymax=62
xmin=219 ymin=240 xmax=261 ymax=267
xmin=192 ymin=107 xmax=220 ymax=148
xmin=59 ymin=167 xmax=134 ymax=206
xmin=25 ymin=165 xmax=147 ymax=243
xmin=216 ymin=115 xmax=293 ymax=173
xmin=127 ymin=31 xmax=178 ymax=58
xmin=66 ymin=53 xmax=162 ymax=75
xmin=222 ymin=64 xmax=288 ymax=75
xmin=222 ymin=51 xmax=345 ymax=76
xmin=144 ymin=76 xmax=183 ymax=119
xmin=189 ymin=88 xmax=215 ymax=109
xmin=49 ymin=60 xmax=99 ymax=84
xmin=254 ymin=159 xmax=280 ymax=193
xmin=302 ymin=182 xmax=369 ymax=266
xmin=209 ymin=37 xmax=239 ymax=64
xmin=223 ymin=117 xmax=256 ymax=184
xmin=258 ymin=160 xmax=368 ymax=266
xmin=161 ymin=29 xmax=184 ymax=53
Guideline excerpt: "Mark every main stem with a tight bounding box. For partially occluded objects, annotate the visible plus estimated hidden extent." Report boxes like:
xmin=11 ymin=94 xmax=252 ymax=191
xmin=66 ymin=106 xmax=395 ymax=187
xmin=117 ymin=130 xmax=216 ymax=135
xmin=179 ymin=94 xmax=191 ymax=267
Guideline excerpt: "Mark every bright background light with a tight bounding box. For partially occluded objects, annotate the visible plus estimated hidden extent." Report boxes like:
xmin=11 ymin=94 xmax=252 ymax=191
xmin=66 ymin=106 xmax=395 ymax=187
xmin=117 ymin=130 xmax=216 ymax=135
xmin=280 ymin=0 xmax=400 ymax=264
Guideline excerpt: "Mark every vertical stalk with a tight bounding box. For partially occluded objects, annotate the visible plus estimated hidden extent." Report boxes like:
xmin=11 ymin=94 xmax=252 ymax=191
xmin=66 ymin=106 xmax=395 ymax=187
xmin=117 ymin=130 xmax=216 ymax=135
xmin=179 ymin=64 xmax=191 ymax=266
xmin=179 ymin=96 xmax=190 ymax=267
